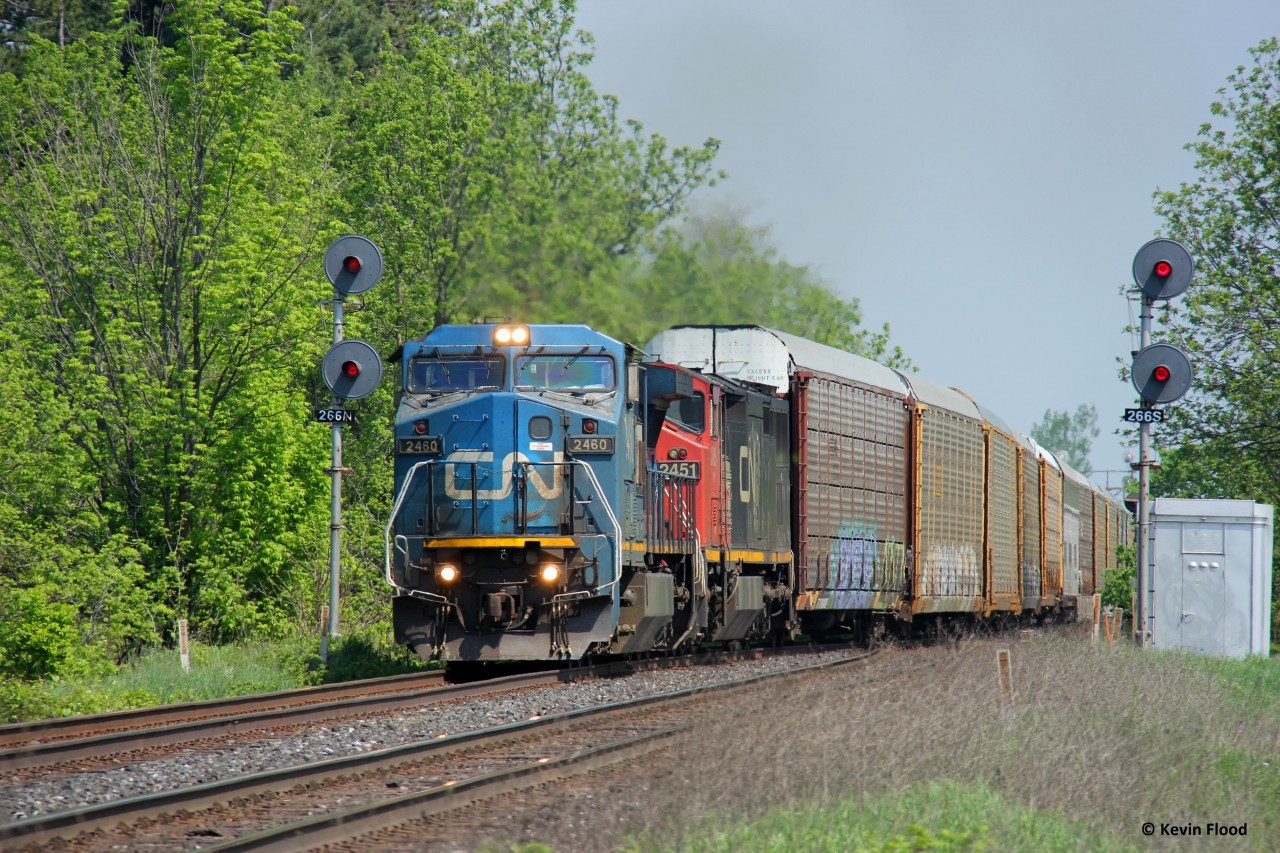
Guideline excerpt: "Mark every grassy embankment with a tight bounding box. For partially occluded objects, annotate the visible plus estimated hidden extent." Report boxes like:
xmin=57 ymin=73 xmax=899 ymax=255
xmin=615 ymin=635 xmax=1280 ymax=852
xmin=490 ymin=633 xmax=1278 ymax=853
xmin=0 ymin=634 xmax=437 ymax=723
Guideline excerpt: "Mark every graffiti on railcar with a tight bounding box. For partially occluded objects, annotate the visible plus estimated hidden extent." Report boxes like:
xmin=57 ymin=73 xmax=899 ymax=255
xmin=921 ymin=544 xmax=980 ymax=597
xmin=835 ymin=522 xmax=876 ymax=589
xmin=833 ymin=522 xmax=908 ymax=593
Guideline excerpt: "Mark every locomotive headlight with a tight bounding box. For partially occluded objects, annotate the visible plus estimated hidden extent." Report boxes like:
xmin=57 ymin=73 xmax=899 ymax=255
xmin=539 ymin=564 xmax=561 ymax=583
xmin=437 ymin=564 xmax=459 ymax=583
xmin=493 ymin=325 xmax=530 ymax=347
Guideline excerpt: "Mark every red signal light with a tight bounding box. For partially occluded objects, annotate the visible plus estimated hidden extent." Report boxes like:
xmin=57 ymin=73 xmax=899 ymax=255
xmin=343 ymin=256 xmax=361 ymax=274
xmin=342 ymin=360 xmax=360 ymax=378
xmin=1154 ymin=260 xmax=1172 ymax=278
xmin=582 ymin=419 xmax=597 ymax=434
xmin=1153 ymin=364 xmax=1171 ymax=382
xmin=677 ymin=448 xmax=688 ymax=460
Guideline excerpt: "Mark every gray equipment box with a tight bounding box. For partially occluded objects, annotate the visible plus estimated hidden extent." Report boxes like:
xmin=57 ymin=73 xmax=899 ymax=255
xmin=1150 ymin=499 xmax=1273 ymax=658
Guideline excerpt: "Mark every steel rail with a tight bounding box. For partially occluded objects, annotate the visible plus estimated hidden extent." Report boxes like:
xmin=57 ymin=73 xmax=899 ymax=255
xmin=0 ymin=670 xmax=447 ymax=750
xmin=0 ymin=668 xmax=569 ymax=773
xmin=0 ymin=647 xmax=874 ymax=851
xmin=0 ymin=643 xmax=849 ymax=773
xmin=202 ymin=726 xmax=689 ymax=853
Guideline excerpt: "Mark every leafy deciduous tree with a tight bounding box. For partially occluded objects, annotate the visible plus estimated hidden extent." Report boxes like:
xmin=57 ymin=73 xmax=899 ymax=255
xmin=0 ymin=0 xmax=338 ymax=657
xmin=1152 ymin=37 xmax=1280 ymax=506
xmin=1031 ymin=404 xmax=1099 ymax=475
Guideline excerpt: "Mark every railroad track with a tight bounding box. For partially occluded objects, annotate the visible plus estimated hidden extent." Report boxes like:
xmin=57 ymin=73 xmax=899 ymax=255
xmin=0 ymin=670 xmax=448 ymax=751
xmin=0 ymin=646 xmax=873 ymax=852
xmin=0 ymin=645 xmax=836 ymax=777
xmin=0 ymin=668 xmax=531 ymax=775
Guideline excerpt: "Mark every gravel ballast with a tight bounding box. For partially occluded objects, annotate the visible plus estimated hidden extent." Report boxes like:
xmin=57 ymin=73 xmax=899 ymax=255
xmin=0 ymin=648 xmax=862 ymax=823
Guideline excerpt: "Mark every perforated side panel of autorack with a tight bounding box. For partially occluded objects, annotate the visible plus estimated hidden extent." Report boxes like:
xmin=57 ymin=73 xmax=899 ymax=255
xmin=1041 ymin=463 xmax=1064 ymax=603
xmin=1093 ymin=493 xmax=1109 ymax=584
xmin=985 ymin=429 xmax=1019 ymax=611
xmin=1079 ymin=490 xmax=1096 ymax=596
xmin=1020 ymin=448 xmax=1042 ymax=607
xmin=795 ymin=374 xmax=908 ymax=611
xmin=1106 ymin=502 xmax=1122 ymax=569
xmin=913 ymin=406 xmax=984 ymax=613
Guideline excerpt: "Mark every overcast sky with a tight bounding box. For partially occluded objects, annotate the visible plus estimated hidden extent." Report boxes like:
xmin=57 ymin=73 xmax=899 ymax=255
xmin=575 ymin=0 xmax=1279 ymax=490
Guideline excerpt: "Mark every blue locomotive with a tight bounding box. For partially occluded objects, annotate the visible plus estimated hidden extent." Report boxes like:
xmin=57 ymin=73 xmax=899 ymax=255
xmin=387 ymin=322 xmax=701 ymax=660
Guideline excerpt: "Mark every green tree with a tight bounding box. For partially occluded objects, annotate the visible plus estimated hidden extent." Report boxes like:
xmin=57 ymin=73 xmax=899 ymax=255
xmin=336 ymin=0 xmax=721 ymax=346
xmin=1152 ymin=37 xmax=1280 ymax=507
xmin=612 ymin=206 xmax=911 ymax=366
xmin=0 ymin=1 xmax=337 ymax=667
xmin=0 ymin=1 xmax=116 ymax=75
xmin=288 ymin=0 xmax=425 ymax=96
xmin=1099 ymin=543 xmax=1136 ymax=612
xmin=1030 ymin=404 xmax=1099 ymax=475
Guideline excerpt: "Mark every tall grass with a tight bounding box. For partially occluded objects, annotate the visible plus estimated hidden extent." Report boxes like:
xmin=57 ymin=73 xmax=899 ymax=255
xmin=0 ymin=634 xmax=438 ymax=723
xmin=599 ymin=635 xmax=1279 ymax=852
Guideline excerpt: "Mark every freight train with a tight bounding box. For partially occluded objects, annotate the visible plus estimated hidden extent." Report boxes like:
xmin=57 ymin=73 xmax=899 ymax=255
xmin=387 ymin=323 xmax=1131 ymax=661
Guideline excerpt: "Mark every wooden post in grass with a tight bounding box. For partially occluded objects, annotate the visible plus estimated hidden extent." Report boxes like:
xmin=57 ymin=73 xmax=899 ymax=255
xmin=996 ymin=649 xmax=1014 ymax=716
xmin=178 ymin=619 xmax=191 ymax=673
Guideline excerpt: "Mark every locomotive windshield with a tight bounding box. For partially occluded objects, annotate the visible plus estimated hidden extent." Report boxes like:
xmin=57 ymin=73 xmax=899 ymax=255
xmin=666 ymin=391 xmax=706 ymax=433
xmin=408 ymin=355 xmax=505 ymax=393
xmin=515 ymin=354 xmax=615 ymax=391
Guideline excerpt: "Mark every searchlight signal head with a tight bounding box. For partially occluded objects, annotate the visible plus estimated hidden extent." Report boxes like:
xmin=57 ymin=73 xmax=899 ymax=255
xmin=324 ymin=235 xmax=383 ymax=295
xmin=322 ymin=339 xmax=383 ymax=400
xmin=1133 ymin=239 xmax=1193 ymax=300
xmin=1131 ymin=343 xmax=1192 ymax=404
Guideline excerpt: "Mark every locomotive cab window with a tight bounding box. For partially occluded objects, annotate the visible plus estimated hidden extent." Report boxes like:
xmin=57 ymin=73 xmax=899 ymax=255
xmin=515 ymin=354 xmax=616 ymax=391
xmin=666 ymin=391 xmax=706 ymax=434
xmin=529 ymin=416 xmax=553 ymax=440
xmin=408 ymin=355 xmax=505 ymax=393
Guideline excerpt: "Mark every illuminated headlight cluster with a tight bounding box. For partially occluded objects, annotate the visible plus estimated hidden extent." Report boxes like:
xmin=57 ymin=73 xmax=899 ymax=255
xmin=539 ymin=564 xmax=561 ymax=583
xmin=437 ymin=564 xmax=459 ymax=583
xmin=493 ymin=324 xmax=530 ymax=346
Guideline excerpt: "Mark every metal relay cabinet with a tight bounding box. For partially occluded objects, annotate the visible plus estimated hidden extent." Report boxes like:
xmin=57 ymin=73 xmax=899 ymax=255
xmin=1149 ymin=498 xmax=1273 ymax=658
